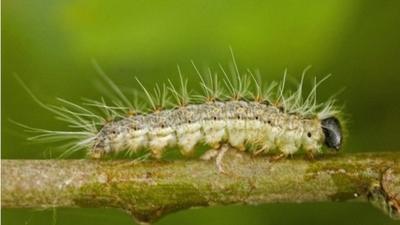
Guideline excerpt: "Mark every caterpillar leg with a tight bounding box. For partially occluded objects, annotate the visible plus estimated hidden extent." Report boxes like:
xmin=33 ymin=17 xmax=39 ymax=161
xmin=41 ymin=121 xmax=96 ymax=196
xmin=252 ymin=145 xmax=268 ymax=156
xmin=201 ymin=144 xmax=230 ymax=173
xmin=200 ymin=149 xmax=219 ymax=160
xmin=215 ymin=144 xmax=229 ymax=173
xmin=269 ymin=153 xmax=287 ymax=162
xmin=199 ymin=142 xmax=221 ymax=160
xmin=89 ymin=148 xmax=106 ymax=159
xmin=305 ymin=150 xmax=315 ymax=161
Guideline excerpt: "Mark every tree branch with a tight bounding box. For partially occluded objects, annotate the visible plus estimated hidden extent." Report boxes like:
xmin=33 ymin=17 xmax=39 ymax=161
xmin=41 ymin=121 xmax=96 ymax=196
xmin=2 ymin=150 xmax=400 ymax=224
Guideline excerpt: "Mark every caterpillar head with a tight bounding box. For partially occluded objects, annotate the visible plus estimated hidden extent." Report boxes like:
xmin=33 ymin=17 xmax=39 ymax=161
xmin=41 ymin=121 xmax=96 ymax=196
xmin=321 ymin=116 xmax=342 ymax=151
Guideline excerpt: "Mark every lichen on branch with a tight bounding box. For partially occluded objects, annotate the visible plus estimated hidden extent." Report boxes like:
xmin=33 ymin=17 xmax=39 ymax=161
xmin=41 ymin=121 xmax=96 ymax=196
xmin=2 ymin=151 xmax=400 ymax=224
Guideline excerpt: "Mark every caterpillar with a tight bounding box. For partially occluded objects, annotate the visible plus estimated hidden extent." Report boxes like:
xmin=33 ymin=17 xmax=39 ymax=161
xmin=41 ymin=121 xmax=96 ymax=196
xmin=16 ymin=54 xmax=344 ymax=171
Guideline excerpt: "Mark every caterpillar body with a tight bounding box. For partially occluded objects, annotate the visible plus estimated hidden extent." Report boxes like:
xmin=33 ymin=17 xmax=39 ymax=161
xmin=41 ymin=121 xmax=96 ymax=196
xmin=94 ymin=100 xmax=331 ymax=159
xmin=17 ymin=57 xmax=344 ymax=164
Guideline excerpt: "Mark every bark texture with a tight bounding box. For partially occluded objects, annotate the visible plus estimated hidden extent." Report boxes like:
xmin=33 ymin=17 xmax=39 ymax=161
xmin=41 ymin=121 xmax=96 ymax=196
xmin=2 ymin=151 xmax=400 ymax=224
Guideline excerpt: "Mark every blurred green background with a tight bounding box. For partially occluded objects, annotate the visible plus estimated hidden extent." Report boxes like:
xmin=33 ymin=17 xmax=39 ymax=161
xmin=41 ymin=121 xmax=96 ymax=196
xmin=2 ymin=0 xmax=400 ymax=224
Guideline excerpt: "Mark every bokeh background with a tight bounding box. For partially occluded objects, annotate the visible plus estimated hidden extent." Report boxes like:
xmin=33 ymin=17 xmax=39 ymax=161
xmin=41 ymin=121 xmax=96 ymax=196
xmin=2 ymin=0 xmax=400 ymax=224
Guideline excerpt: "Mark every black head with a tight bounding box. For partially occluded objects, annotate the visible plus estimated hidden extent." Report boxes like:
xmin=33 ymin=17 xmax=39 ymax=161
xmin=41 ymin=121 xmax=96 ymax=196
xmin=321 ymin=116 xmax=342 ymax=151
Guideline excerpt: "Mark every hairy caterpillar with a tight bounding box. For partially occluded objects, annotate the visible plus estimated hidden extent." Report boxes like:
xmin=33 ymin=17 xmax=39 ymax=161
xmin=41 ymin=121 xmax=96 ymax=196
xmin=16 ymin=54 xmax=344 ymax=170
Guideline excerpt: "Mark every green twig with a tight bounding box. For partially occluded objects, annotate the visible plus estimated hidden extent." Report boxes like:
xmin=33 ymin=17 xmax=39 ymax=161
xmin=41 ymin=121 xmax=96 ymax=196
xmin=2 ymin=151 xmax=400 ymax=224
